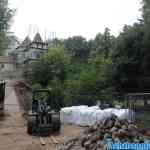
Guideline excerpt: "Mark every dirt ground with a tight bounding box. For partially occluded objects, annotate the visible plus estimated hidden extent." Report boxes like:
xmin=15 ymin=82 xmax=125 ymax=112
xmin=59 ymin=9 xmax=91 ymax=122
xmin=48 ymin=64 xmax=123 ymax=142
xmin=0 ymin=81 xmax=83 ymax=150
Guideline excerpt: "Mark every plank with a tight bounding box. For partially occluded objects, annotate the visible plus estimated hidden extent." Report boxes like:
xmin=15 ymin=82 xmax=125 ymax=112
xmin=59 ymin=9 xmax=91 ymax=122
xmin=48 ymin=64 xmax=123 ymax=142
xmin=40 ymin=137 xmax=46 ymax=145
xmin=51 ymin=136 xmax=59 ymax=144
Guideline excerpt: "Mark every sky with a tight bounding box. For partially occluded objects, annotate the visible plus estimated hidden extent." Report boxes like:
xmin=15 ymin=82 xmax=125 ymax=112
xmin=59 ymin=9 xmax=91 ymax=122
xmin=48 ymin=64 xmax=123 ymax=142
xmin=9 ymin=0 xmax=142 ymax=40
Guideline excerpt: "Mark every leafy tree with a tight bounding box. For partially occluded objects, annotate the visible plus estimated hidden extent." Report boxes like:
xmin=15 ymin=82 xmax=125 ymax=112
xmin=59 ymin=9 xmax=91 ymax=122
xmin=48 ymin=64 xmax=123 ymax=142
xmin=142 ymin=0 xmax=150 ymax=26
xmin=0 ymin=0 xmax=14 ymax=55
xmin=141 ymin=0 xmax=150 ymax=76
xmin=31 ymin=47 xmax=70 ymax=87
xmin=112 ymin=23 xmax=144 ymax=93
xmin=48 ymin=38 xmax=64 ymax=48
xmin=30 ymin=47 xmax=71 ymax=108
xmin=64 ymin=36 xmax=90 ymax=59
xmin=94 ymin=28 xmax=115 ymax=58
xmin=64 ymin=54 xmax=115 ymax=106
xmin=87 ymin=39 xmax=96 ymax=51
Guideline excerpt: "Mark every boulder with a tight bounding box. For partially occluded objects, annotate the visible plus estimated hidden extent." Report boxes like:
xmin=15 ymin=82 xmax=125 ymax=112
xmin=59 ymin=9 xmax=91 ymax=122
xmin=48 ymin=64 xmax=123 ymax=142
xmin=58 ymin=116 xmax=150 ymax=150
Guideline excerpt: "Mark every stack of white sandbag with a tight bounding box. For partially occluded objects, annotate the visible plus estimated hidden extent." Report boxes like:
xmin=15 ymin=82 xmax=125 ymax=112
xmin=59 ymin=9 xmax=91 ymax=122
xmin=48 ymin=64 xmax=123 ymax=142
xmin=60 ymin=106 xmax=134 ymax=126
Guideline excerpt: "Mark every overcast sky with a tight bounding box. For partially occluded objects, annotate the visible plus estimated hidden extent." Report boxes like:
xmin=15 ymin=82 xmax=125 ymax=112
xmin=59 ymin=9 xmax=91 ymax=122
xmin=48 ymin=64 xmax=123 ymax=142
xmin=10 ymin=0 xmax=142 ymax=40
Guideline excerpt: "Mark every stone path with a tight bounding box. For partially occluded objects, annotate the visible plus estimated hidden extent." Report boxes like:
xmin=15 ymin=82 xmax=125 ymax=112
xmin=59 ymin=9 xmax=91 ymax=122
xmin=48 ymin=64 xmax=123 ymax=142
xmin=5 ymin=81 xmax=21 ymax=113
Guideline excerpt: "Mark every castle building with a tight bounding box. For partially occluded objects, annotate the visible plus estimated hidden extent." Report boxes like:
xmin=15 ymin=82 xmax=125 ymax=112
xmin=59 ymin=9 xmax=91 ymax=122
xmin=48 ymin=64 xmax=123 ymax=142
xmin=14 ymin=33 xmax=48 ymax=66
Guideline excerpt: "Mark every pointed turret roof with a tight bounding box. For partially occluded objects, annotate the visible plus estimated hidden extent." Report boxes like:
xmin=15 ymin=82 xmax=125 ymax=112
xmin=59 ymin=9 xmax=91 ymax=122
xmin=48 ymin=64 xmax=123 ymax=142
xmin=33 ymin=33 xmax=43 ymax=43
xmin=20 ymin=36 xmax=31 ymax=47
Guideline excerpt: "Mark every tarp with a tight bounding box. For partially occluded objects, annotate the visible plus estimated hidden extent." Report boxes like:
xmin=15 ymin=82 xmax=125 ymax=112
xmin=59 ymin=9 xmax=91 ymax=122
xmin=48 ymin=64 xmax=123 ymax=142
xmin=60 ymin=106 xmax=134 ymax=126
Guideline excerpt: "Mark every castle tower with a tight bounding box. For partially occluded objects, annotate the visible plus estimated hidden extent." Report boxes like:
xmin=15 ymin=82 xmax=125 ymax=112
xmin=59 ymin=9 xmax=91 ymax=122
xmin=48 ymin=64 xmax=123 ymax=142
xmin=30 ymin=33 xmax=48 ymax=50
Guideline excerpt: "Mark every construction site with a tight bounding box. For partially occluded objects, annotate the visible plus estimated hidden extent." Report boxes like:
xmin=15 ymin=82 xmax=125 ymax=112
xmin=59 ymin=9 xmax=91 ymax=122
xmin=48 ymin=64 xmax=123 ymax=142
xmin=1 ymin=0 xmax=150 ymax=149
xmin=0 ymin=33 xmax=149 ymax=150
xmin=0 ymin=80 xmax=83 ymax=150
xmin=0 ymin=78 xmax=149 ymax=150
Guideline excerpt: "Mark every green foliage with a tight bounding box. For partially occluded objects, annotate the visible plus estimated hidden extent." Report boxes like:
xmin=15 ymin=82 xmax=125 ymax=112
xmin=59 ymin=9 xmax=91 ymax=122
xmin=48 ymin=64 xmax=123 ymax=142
xmin=0 ymin=32 xmax=7 ymax=55
xmin=64 ymin=36 xmax=90 ymax=59
xmin=111 ymin=0 xmax=150 ymax=93
xmin=63 ymin=53 xmax=115 ymax=106
xmin=64 ymin=74 xmax=97 ymax=106
xmin=48 ymin=38 xmax=65 ymax=48
xmin=47 ymin=79 xmax=64 ymax=110
xmin=0 ymin=0 xmax=14 ymax=55
xmin=30 ymin=42 xmax=116 ymax=106
xmin=112 ymin=23 xmax=144 ymax=93
xmin=30 ymin=47 xmax=70 ymax=108
xmin=141 ymin=0 xmax=150 ymax=77
xmin=31 ymin=47 xmax=70 ymax=87
xmin=29 ymin=0 xmax=150 ymax=107
xmin=94 ymin=28 xmax=115 ymax=58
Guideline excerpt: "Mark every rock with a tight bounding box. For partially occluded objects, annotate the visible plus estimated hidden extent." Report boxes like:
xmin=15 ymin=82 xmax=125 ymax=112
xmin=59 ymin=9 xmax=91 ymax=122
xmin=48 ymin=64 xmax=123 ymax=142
xmin=114 ymin=119 xmax=121 ymax=128
xmin=145 ymin=130 xmax=150 ymax=137
xmin=92 ymin=145 xmax=98 ymax=150
xmin=138 ymin=128 xmax=147 ymax=134
xmin=91 ymin=134 xmax=99 ymax=142
xmin=118 ymin=128 xmax=127 ymax=134
xmin=120 ymin=119 xmax=127 ymax=125
xmin=128 ymin=130 xmax=139 ymax=138
xmin=58 ymin=116 xmax=150 ymax=150
xmin=103 ymin=133 xmax=111 ymax=140
xmin=87 ymin=126 xmax=96 ymax=133
xmin=103 ymin=144 xmax=108 ymax=150
xmin=89 ymin=143 xmax=95 ymax=149
xmin=122 ymin=125 xmax=128 ymax=130
xmin=104 ymin=138 xmax=113 ymax=145
xmin=111 ymin=114 xmax=118 ymax=120
xmin=110 ymin=127 xmax=118 ymax=133
xmin=105 ymin=129 xmax=110 ymax=133
xmin=118 ymin=129 xmax=129 ymax=139
xmin=80 ymin=135 xmax=88 ymax=146
xmin=143 ymin=137 xmax=150 ymax=143
xmin=128 ymin=124 xmax=137 ymax=131
xmin=96 ymin=140 xmax=104 ymax=147
xmin=63 ymin=143 xmax=73 ymax=150
xmin=83 ymin=140 xmax=91 ymax=148
xmin=97 ymin=130 xmax=104 ymax=140
xmin=73 ymin=146 xmax=85 ymax=150
xmin=114 ymin=138 xmax=121 ymax=143
xmin=121 ymin=138 xmax=129 ymax=143
xmin=133 ymin=138 xmax=140 ymax=143
xmin=112 ymin=131 xmax=119 ymax=139
xmin=103 ymin=117 xmax=112 ymax=128
xmin=93 ymin=124 xmax=98 ymax=131
xmin=107 ymin=120 xmax=114 ymax=129
xmin=138 ymin=136 xmax=144 ymax=143
xmin=87 ymin=133 xmax=93 ymax=139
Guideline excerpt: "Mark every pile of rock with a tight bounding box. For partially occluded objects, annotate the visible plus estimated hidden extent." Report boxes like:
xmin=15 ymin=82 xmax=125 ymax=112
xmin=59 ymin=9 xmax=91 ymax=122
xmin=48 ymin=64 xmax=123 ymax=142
xmin=59 ymin=115 xmax=150 ymax=150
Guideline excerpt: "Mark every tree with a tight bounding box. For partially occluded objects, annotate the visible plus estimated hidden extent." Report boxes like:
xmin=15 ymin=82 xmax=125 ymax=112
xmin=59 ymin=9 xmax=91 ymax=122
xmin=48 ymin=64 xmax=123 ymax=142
xmin=64 ymin=53 xmax=115 ymax=106
xmin=142 ymin=0 xmax=150 ymax=26
xmin=31 ymin=47 xmax=70 ymax=87
xmin=48 ymin=38 xmax=64 ymax=48
xmin=94 ymin=28 xmax=115 ymax=58
xmin=0 ymin=0 xmax=14 ymax=55
xmin=64 ymin=36 xmax=90 ymax=59
xmin=112 ymin=23 xmax=144 ymax=93
xmin=30 ymin=47 xmax=71 ymax=108
xmin=141 ymin=0 xmax=150 ymax=76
